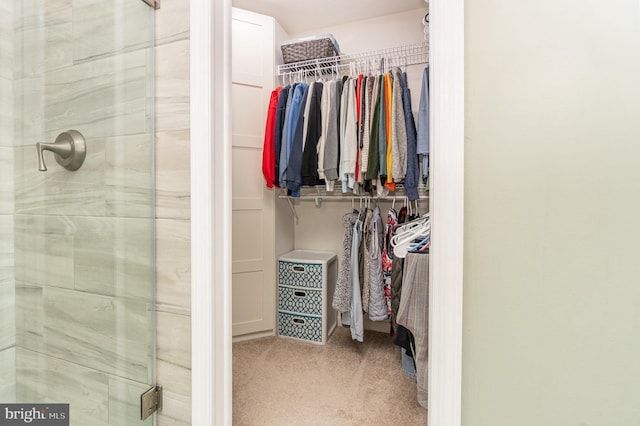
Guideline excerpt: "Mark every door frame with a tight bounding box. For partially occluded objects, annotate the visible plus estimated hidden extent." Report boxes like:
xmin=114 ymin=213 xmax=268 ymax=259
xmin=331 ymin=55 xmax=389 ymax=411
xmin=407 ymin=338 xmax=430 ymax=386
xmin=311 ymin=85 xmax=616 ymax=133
xmin=190 ymin=0 xmax=464 ymax=424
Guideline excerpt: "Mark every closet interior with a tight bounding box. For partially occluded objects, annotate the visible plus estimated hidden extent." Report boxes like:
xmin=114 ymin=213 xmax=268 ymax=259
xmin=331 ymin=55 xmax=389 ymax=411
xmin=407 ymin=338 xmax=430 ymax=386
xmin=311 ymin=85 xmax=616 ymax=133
xmin=231 ymin=0 xmax=430 ymax=417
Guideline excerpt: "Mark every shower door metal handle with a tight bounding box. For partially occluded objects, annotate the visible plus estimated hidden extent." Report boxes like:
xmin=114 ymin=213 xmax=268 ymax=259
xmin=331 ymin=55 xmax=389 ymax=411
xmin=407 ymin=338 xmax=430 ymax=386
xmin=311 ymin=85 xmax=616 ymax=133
xmin=36 ymin=130 xmax=87 ymax=172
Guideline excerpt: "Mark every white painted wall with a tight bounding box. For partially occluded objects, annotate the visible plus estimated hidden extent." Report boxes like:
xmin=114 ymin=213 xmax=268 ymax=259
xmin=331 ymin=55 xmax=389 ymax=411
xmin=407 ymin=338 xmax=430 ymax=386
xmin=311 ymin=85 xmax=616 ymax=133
xmin=463 ymin=0 xmax=640 ymax=424
xmin=288 ymin=8 xmax=428 ymax=52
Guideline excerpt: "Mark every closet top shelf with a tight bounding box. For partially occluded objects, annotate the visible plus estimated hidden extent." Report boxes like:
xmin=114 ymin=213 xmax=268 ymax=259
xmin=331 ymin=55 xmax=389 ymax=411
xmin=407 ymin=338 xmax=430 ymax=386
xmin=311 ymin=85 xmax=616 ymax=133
xmin=277 ymin=41 xmax=429 ymax=77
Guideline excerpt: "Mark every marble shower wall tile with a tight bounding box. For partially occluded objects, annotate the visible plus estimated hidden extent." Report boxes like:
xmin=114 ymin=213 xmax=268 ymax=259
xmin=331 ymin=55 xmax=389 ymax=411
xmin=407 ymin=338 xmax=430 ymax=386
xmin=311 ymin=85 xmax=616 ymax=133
xmin=156 ymin=389 xmax=191 ymax=426
xmin=0 ymin=215 xmax=14 ymax=283
xmin=156 ymin=218 xmax=191 ymax=312
xmin=42 ymin=286 xmax=152 ymax=384
xmin=13 ymin=77 xmax=44 ymax=147
xmin=155 ymin=81 xmax=191 ymax=426
xmin=154 ymin=0 xmax=192 ymax=419
xmin=16 ymin=258 xmax=152 ymax=382
xmin=157 ymin=310 xmax=191 ymax=425
xmin=43 ymin=48 xmax=152 ymax=142
xmin=7 ymin=0 xmax=164 ymax=421
xmin=0 ymin=1 xmax=15 ymax=80
xmin=156 ymin=359 xmax=190 ymax=401
xmin=0 ymin=280 xmax=15 ymax=351
xmin=155 ymin=0 xmax=190 ymax=46
xmin=155 ymin=130 xmax=190 ymax=219
xmin=15 ymin=282 xmax=44 ymax=354
xmin=155 ymin=39 xmax=190 ymax=132
xmin=72 ymin=0 xmax=151 ymax=62
xmin=15 ymin=0 xmax=72 ymax=33
xmin=73 ymin=216 xmax=153 ymax=301
xmin=157 ymin=347 xmax=191 ymax=425
xmin=15 ymin=283 xmax=153 ymax=422
xmin=105 ymin=133 xmax=153 ymax=218
xmin=14 ymin=215 xmax=75 ymax=289
xmin=0 ymin=148 xmax=14 ymax=210
xmin=0 ymin=78 xmax=13 ymax=147
xmin=16 ymin=347 xmax=109 ymax=426
xmin=14 ymin=20 xmax=73 ymax=79
xmin=13 ymin=0 xmax=74 ymax=79
xmin=157 ymin=311 xmax=191 ymax=369
xmin=0 ymin=347 xmax=16 ymax=403
xmin=108 ymin=376 xmax=153 ymax=426
xmin=14 ymin=139 xmax=105 ymax=215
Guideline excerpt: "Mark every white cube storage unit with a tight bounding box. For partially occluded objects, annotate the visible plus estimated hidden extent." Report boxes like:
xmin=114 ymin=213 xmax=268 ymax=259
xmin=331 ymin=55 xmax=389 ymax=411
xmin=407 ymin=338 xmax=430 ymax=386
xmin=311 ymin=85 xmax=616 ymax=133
xmin=277 ymin=250 xmax=337 ymax=344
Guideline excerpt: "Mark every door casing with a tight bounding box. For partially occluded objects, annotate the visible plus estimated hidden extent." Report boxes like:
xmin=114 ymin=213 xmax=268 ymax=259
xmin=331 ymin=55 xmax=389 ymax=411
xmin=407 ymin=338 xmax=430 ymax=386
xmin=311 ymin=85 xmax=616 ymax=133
xmin=190 ymin=0 xmax=465 ymax=424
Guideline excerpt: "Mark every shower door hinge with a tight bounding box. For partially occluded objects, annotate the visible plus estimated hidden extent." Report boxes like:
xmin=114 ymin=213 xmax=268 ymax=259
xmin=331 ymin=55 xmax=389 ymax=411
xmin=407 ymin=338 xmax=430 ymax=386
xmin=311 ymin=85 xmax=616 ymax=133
xmin=141 ymin=0 xmax=160 ymax=9
xmin=140 ymin=385 xmax=163 ymax=420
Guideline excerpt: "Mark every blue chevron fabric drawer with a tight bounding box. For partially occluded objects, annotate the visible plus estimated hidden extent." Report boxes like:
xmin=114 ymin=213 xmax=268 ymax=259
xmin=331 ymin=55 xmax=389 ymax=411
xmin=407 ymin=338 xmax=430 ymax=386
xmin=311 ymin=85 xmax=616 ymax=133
xmin=277 ymin=312 xmax=322 ymax=343
xmin=278 ymin=261 xmax=323 ymax=289
xmin=277 ymin=251 xmax=337 ymax=344
xmin=278 ymin=286 xmax=323 ymax=316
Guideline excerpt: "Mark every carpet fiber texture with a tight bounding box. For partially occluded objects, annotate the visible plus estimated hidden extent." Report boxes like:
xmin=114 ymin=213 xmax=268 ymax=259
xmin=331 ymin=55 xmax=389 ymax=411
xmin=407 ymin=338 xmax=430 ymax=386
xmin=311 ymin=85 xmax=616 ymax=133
xmin=233 ymin=326 xmax=427 ymax=425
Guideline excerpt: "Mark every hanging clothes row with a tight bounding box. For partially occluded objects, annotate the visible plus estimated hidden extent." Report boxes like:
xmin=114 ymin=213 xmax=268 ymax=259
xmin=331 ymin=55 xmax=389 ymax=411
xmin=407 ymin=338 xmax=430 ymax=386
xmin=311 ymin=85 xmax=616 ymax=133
xmin=393 ymin=250 xmax=429 ymax=410
xmin=389 ymin=212 xmax=430 ymax=410
xmin=331 ymin=200 xmax=429 ymax=341
xmin=330 ymin=199 xmax=430 ymax=408
xmin=261 ymin=65 xmax=430 ymax=201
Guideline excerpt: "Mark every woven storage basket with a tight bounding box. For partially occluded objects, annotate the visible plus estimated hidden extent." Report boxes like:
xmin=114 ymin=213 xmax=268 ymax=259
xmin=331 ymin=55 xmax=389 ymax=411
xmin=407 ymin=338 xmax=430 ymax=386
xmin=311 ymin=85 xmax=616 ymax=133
xmin=281 ymin=36 xmax=339 ymax=64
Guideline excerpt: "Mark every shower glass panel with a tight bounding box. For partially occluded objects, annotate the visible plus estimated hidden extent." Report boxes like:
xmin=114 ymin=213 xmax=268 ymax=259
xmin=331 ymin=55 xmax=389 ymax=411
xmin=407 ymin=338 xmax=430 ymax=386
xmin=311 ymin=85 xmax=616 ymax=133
xmin=1 ymin=1 xmax=156 ymax=425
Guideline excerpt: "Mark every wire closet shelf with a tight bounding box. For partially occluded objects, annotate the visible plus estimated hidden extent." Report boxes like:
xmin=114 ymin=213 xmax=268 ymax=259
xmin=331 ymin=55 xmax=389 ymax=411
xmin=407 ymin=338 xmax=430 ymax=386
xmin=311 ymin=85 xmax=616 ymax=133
xmin=277 ymin=184 xmax=429 ymax=201
xmin=277 ymin=41 xmax=429 ymax=78
xmin=278 ymin=185 xmax=429 ymax=224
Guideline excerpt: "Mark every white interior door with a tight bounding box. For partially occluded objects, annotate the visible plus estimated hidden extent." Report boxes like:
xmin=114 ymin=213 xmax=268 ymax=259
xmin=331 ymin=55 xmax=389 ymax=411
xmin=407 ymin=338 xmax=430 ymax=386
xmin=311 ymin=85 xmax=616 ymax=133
xmin=231 ymin=9 xmax=276 ymax=337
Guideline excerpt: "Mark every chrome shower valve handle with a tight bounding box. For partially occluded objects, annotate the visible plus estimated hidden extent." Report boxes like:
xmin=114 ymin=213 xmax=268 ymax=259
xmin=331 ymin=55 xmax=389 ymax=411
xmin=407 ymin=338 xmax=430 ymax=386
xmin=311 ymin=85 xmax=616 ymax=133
xmin=36 ymin=130 xmax=87 ymax=171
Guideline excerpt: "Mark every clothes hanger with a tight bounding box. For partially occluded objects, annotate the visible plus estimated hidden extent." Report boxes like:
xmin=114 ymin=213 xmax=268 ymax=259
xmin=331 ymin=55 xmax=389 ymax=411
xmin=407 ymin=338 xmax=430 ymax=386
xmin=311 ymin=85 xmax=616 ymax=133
xmin=395 ymin=213 xmax=430 ymax=233
xmin=394 ymin=218 xmax=428 ymax=237
xmin=394 ymin=214 xmax=430 ymax=234
xmin=423 ymin=13 xmax=429 ymax=41
xmin=391 ymin=222 xmax=430 ymax=258
xmin=390 ymin=221 xmax=431 ymax=257
xmin=409 ymin=234 xmax=430 ymax=253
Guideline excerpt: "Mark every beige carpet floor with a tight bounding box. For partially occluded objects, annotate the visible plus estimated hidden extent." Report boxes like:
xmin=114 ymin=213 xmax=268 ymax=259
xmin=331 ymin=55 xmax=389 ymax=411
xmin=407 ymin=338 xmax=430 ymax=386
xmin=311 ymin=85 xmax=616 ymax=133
xmin=233 ymin=326 xmax=427 ymax=425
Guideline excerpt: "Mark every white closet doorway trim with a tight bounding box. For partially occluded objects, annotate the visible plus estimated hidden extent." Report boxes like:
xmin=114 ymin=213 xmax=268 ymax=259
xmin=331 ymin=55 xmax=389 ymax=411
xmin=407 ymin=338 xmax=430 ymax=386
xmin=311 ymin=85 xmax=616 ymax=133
xmin=428 ymin=0 xmax=465 ymax=425
xmin=190 ymin=0 xmax=465 ymax=424
xmin=190 ymin=0 xmax=232 ymax=424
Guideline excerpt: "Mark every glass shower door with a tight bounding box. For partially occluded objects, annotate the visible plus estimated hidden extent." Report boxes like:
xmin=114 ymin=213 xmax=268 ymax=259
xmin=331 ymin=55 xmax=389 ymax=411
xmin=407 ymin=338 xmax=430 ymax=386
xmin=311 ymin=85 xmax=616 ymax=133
xmin=6 ymin=1 xmax=156 ymax=425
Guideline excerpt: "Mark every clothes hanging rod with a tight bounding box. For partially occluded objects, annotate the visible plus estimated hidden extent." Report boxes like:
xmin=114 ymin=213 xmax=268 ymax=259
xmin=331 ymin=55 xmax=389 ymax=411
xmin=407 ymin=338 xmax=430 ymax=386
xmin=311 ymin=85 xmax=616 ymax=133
xmin=276 ymin=184 xmax=427 ymax=200
xmin=277 ymin=41 xmax=429 ymax=77
xmin=278 ymin=185 xmax=427 ymax=224
xmin=278 ymin=194 xmax=429 ymax=201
